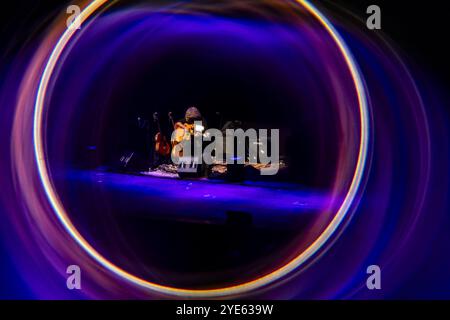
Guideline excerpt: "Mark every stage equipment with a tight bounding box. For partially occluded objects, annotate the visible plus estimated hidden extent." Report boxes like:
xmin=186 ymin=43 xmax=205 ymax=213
xmin=177 ymin=156 xmax=205 ymax=178
xmin=113 ymin=150 xmax=149 ymax=172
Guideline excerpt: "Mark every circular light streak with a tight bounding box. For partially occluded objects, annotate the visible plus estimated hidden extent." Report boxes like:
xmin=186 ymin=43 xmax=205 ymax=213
xmin=33 ymin=0 xmax=369 ymax=298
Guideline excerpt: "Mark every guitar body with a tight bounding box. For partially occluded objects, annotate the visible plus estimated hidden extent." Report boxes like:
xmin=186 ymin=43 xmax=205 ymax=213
xmin=154 ymin=132 xmax=171 ymax=156
xmin=153 ymin=112 xmax=171 ymax=157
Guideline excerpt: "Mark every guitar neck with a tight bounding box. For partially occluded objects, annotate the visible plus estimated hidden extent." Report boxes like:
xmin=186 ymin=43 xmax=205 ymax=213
xmin=157 ymin=121 xmax=162 ymax=133
xmin=154 ymin=113 xmax=162 ymax=133
xmin=168 ymin=113 xmax=175 ymax=129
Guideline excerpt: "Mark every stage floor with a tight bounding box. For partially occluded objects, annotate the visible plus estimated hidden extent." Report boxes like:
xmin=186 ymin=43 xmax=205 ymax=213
xmin=57 ymin=169 xmax=334 ymax=229
xmin=52 ymin=169 xmax=337 ymax=287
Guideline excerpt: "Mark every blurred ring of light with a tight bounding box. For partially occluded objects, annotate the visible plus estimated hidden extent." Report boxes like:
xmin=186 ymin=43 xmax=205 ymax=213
xmin=33 ymin=0 xmax=369 ymax=298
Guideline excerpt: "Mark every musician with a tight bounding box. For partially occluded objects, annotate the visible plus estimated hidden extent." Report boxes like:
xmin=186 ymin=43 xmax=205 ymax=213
xmin=170 ymin=106 xmax=209 ymax=173
xmin=177 ymin=106 xmax=205 ymax=131
xmin=171 ymin=106 xmax=206 ymax=148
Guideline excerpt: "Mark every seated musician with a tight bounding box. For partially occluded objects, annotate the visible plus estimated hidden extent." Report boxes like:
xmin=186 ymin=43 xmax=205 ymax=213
xmin=175 ymin=106 xmax=205 ymax=133
xmin=171 ymin=106 xmax=207 ymax=160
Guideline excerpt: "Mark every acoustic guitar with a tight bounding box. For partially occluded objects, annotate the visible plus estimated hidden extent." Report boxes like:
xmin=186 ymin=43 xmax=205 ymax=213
xmin=153 ymin=112 xmax=171 ymax=157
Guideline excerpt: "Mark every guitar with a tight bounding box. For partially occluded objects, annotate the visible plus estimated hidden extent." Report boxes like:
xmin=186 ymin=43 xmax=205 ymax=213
xmin=169 ymin=112 xmax=187 ymax=159
xmin=153 ymin=112 xmax=171 ymax=157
